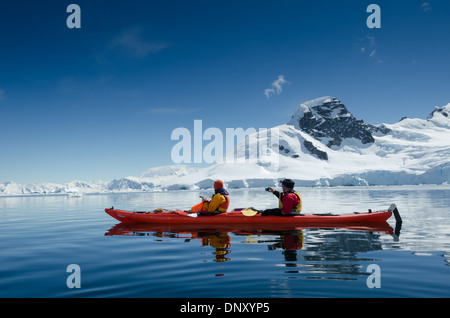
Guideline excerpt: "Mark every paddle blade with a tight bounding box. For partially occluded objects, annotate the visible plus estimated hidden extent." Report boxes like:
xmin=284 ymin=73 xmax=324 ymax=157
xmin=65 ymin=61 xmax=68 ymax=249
xmin=173 ymin=211 xmax=198 ymax=218
xmin=241 ymin=209 xmax=259 ymax=217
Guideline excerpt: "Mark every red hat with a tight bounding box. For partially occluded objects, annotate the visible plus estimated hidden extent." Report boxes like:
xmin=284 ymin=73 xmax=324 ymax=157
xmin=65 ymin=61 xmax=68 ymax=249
xmin=214 ymin=180 xmax=224 ymax=190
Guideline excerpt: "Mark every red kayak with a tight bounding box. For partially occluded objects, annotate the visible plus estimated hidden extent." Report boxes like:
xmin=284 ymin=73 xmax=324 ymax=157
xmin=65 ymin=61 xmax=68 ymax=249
xmin=105 ymin=204 xmax=398 ymax=225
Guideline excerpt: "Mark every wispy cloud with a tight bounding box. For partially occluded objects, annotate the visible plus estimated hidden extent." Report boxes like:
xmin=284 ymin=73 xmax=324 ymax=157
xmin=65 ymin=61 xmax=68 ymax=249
xmin=0 ymin=89 xmax=5 ymax=101
xmin=359 ymin=35 xmax=384 ymax=64
xmin=421 ymin=2 xmax=431 ymax=12
xmin=110 ymin=27 xmax=168 ymax=59
xmin=264 ymin=75 xmax=289 ymax=98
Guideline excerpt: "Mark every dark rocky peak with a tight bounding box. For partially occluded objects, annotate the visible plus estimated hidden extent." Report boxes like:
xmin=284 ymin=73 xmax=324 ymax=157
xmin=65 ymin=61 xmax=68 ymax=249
xmin=288 ymin=97 xmax=385 ymax=148
xmin=428 ymin=105 xmax=449 ymax=120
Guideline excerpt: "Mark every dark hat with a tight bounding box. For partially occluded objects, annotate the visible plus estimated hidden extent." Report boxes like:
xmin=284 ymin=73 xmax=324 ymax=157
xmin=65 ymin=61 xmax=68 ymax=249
xmin=280 ymin=179 xmax=295 ymax=189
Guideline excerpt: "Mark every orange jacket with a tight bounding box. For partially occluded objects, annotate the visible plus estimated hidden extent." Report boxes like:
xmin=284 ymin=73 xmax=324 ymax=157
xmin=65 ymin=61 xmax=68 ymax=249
xmin=203 ymin=193 xmax=230 ymax=213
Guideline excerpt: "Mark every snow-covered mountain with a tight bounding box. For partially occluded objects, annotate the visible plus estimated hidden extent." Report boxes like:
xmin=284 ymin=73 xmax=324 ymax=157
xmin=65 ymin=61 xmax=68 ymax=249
xmin=163 ymin=96 xmax=450 ymax=189
xmin=104 ymin=165 xmax=200 ymax=192
xmin=1 ymin=96 xmax=449 ymax=195
xmin=0 ymin=165 xmax=198 ymax=196
xmin=287 ymin=96 xmax=387 ymax=148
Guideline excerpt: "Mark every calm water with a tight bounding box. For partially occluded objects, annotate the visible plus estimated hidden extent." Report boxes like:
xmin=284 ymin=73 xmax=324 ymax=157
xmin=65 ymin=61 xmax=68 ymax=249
xmin=0 ymin=186 xmax=449 ymax=298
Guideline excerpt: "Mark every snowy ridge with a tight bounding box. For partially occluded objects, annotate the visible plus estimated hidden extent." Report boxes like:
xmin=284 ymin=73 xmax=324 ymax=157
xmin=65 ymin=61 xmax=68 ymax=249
xmin=1 ymin=98 xmax=450 ymax=195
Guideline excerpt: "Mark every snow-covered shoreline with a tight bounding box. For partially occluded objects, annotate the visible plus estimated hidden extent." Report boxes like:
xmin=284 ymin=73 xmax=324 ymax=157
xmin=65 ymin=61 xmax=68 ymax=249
xmin=1 ymin=182 xmax=449 ymax=198
xmin=1 ymin=165 xmax=449 ymax=197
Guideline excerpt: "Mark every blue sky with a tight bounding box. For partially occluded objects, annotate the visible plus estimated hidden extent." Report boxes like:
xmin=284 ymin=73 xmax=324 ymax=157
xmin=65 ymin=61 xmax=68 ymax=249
xmin=0 ymin=0 xmax=449 ymax=184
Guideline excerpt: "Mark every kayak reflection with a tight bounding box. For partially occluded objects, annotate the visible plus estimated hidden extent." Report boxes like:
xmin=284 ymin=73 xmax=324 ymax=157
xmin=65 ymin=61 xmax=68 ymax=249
xmin=105 ymin=222 xmax=394 ymax=236
xmin=105 ymin=222 xmax=394 ymax=263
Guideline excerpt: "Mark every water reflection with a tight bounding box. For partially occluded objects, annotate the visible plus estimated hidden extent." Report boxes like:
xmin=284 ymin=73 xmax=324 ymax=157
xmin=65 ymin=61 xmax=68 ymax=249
xmin=290 ymin=229 xmax=386 ymax=281
xmin=106 ymin=222 xmax=394 ymax=267
xmin=201 ymin=233 xmax=231 ymax=262
xmin=267 ymin=230 xmax=304 ymax=262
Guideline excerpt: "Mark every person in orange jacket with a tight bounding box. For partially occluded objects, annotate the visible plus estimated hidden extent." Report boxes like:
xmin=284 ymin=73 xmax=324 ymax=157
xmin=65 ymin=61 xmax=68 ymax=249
xmin=191 ymin=180 xmax=230 ymax=215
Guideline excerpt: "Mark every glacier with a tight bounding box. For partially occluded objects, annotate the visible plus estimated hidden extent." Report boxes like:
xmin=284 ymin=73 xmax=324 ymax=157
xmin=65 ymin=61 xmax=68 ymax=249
xmin=1 ymin=96 xmax=449 ymax=196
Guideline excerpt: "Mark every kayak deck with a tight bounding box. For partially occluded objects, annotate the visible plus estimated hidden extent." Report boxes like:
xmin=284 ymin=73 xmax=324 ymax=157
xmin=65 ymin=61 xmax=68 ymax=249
xmin=105 ymin=206 xmax=394 ymax=224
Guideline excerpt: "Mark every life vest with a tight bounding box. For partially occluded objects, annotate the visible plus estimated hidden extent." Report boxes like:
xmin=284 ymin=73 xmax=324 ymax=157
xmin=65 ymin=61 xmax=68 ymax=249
xmin=217 ymin=194 xmax=230 ymax=213
xmin=278 ymin=191 xmax=302 ymax=215
xmin=191 ymin=193 xmax=230 ymax=214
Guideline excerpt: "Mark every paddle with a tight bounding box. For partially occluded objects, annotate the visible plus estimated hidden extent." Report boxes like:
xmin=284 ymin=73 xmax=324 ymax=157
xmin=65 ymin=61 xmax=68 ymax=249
xmin=147 ymin=209 xmax=198 ymax=218
xmin=174 ymin=210 xmax=198 ymax=218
